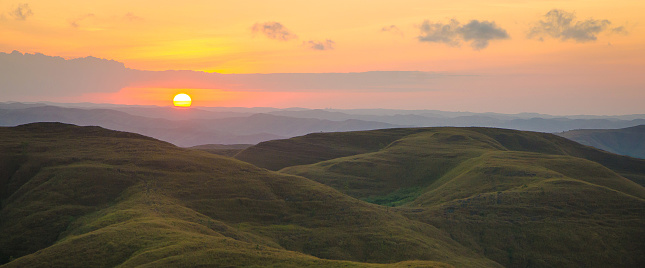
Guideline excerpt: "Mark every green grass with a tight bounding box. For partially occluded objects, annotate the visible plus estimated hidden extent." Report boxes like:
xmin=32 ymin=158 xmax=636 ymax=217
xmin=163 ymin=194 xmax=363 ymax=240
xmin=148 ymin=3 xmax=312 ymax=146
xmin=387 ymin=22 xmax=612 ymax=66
xmin=362 ymin=186 xmax=425 ymax=207
xmin=189 ymin=143 xmax=253 ymax=157
xmin=234 ymin=128 xmax=430 ymax=170
xmin=0 ymin=123 xmax=495 ymax=267
xmin=4 ymin=123 xmax=644 ymax=267
xmin=241 ymin=126 xmax=645 ymax=267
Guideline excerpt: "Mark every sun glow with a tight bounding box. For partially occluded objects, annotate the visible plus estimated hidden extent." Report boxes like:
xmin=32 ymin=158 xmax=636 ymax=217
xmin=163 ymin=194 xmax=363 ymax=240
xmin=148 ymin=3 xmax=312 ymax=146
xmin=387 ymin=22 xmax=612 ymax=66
xmin=173 ymin=93 xmax=192 ymax=107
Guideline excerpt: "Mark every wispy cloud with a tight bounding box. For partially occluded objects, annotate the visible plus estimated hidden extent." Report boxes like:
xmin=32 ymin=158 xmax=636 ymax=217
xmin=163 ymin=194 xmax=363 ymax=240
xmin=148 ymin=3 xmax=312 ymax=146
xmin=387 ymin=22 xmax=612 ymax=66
xmin=124 ymin=12 xmax=143 ymax=22
xmin=9 ymin=3 xmax=33 ymax=20
xmin=381 ymin=25 xmax=404 ymax=36
xmin=69 ymin=14 xmax=95 ymax=28
xmin=251 ymin=22 xmax=298 ymax=41
xmin=528 ymin=9 xmax=619 ymax=42
xmin=303 ymin=39 xmax=335 ymax=50
xmin=418 ymin=19 xmax=509 ymax=50
xmin=610 ymin=26 xmax=628 ymax=35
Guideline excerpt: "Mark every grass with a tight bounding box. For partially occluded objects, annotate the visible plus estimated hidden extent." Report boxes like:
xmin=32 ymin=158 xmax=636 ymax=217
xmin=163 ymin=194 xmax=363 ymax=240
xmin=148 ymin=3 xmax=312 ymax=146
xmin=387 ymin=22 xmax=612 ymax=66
xmin=3 ymin=123 xmax=644 ymax=267
xmin=242 ymin=126 xmax=645 ymax=267
xmin=189 ymin=143 xmax=253 ymax=157
xmin=234 ymin=128 xmax=430 ymax=170
xmin=362 ymin=186 xmax=425 ymax=207
xmin=0 ymin=123 xmax=494 ymax=267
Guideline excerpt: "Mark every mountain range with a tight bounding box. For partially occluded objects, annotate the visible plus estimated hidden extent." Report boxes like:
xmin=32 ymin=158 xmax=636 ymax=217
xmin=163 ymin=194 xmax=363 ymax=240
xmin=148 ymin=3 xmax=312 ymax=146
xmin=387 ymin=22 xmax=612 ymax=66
xmin=1 ymin=102 xmax=644 ymax=150
xmin=557 ymin=125 xmax=645 ymax=159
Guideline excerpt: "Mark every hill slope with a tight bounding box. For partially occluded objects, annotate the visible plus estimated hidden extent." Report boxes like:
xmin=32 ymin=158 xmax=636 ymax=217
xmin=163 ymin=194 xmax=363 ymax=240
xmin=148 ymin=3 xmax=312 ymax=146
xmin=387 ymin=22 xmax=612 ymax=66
xmin=0 ymin=123 xmax=497 ymax=267
xmin=238 ymin=127 xmax=645 ymax=267
xmin=557 ymin=125 xmax=645 ymax=159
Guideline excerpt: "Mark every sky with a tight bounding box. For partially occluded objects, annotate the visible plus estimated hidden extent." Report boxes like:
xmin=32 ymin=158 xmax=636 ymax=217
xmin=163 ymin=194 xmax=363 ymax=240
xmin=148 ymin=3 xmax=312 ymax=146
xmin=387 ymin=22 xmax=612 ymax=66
xmin=1 ymin=0 xmax=644 ymax=115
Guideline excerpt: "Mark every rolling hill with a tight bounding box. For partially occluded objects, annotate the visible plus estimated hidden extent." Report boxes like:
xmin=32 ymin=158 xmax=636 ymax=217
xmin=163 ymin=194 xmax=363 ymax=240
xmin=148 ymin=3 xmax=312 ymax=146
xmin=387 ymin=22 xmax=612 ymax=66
xmin=557 ymin=125 xmax=645 ymax=159
xmin=189 ymin=144 xmax=253 ymax=157
xmin=236 ymin=127 xmax=645 ymax=267
xmin=0 ymin=123 xmax=499 ymax=267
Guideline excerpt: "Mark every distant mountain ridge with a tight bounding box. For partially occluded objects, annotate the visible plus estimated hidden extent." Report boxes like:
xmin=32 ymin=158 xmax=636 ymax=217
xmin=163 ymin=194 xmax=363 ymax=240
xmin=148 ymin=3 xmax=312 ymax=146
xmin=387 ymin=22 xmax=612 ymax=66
xmin=1 ymin=102 xmax=644 ymax=147
xmin=558 ymin=125 xmax=645 ymax=159
xmin=0 ymin=105 xmax=398 ymax=146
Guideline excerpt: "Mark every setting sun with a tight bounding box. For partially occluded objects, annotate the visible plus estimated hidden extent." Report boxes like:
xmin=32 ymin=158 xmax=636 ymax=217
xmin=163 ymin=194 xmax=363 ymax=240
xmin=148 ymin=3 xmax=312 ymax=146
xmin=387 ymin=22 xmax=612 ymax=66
xmin=173 ymin=93 xmax=192 ymax=107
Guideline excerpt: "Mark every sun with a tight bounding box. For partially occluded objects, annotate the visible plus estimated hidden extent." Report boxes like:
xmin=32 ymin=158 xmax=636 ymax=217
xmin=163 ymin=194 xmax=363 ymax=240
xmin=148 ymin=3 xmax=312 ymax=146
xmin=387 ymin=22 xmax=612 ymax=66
xmin=173 ymin=93 xmax=192 ymax=107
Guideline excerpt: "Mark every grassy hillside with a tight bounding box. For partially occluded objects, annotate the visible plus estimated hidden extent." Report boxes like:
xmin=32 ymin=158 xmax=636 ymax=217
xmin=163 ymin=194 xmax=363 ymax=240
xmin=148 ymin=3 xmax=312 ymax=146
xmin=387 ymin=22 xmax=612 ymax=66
xmin=0 ymin=123 xmax=498 ymax=267
xmin=557 ymin=125 xmax=645 ymax=159
xmin=235 ymin=128 xmax=429 ymax=170
xmin=241 ymin=127 xmax=645 ymax=267
xmin=189 ymin=143 xmax=253 ymax=157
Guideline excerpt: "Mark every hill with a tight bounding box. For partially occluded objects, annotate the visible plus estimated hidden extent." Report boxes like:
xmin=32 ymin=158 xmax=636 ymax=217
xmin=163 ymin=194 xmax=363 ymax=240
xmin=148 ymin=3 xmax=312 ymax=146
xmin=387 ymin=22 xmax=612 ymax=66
xmin=189 ymin=144 xmax=253 ymax=157
xmin=237 ymin=127 xmax=645 ymax=267
xmin=557 ymin=125 xmax=645 ymax=159
xmin=0 ymin=123 xmax=498 ymax=267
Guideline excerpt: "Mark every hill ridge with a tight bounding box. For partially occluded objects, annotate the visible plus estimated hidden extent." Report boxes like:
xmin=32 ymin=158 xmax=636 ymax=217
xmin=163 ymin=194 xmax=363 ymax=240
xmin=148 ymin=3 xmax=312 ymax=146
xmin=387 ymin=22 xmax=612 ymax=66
xmin=237 ymin=126 xmax=645 ymax=267
xmin=0 ymin=123 xmax=497 ymax=267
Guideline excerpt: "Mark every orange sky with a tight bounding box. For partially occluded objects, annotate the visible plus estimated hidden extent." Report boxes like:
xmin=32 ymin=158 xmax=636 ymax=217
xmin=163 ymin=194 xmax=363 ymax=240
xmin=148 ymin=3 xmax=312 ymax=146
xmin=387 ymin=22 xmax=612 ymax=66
xmin=1 ymin=0 xmax=644 ymax=114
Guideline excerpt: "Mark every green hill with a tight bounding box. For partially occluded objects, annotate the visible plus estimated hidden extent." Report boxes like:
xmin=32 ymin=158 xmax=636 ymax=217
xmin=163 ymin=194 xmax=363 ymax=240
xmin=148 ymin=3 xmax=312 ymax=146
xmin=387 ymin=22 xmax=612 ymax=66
xmin=0 ymin=123 xmax=498 ymax=267
xmin=238 ymin=127 xmax=645 ymax=267
xmin=189 ymin=143 xmax=253 ymax=157
xmin=557 ymin=125 xmax=645 ymax=159
xmin=234 ymin=128 xmax=429 ymax=171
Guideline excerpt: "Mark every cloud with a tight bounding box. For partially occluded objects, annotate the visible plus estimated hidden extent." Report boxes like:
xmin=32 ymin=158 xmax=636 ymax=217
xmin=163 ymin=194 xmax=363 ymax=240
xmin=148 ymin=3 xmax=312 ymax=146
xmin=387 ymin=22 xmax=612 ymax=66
xmin=303 ymin=39 xmax=334 ymax=50
xmin=460 ymin=20 xmax=509 ymax=50
xmin=418 ymin=19 xmax=461 ymax=46
xmin=611 ymin=26 xmax=628 ymax=35
xmin=381 ymin=25 xmax=404 ymax=36
xmin=124 ymin=12 xmax=144 ymax=22
xmin=9 ymin=3 xmax=33 ymax=20
xmin=0 ymin=51 xmax=131 ymax=99
xmin=1 ymin=51 xmax=457 ymax=101
xmin=528 ymin=9 xmax=615 ymax=42
xmin=251 ymin=22 xmax=298 ymax=41
xmin=69 ymin=13 xmax=95 ymax=28
xmin=418 ymin=19 xmax=508 ymax=50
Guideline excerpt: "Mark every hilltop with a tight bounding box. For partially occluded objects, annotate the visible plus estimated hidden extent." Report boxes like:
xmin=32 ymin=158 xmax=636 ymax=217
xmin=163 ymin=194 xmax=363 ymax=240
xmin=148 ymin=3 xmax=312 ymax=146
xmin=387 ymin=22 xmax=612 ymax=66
xmin=236 ymin=127 xmax=645 ymax=267
xmin=0 ymin=123 xmax=496 ymax=267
